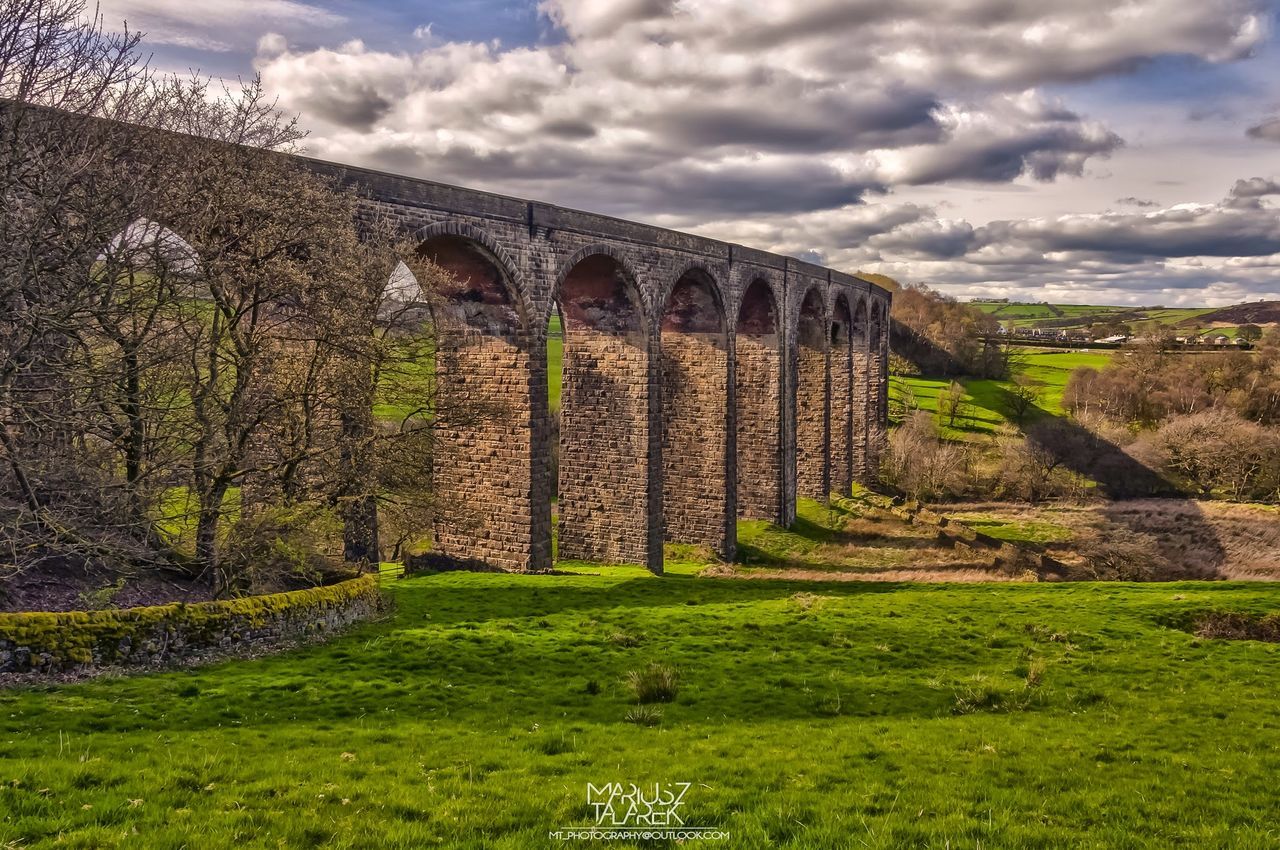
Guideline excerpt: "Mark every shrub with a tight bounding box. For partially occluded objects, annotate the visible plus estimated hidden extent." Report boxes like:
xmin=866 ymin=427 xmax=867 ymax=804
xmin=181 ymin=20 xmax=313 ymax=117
xmin=881 ymin=412 xmax=972 ymax=501
xmin=220 ymin=505 xmax=343 ymax=594
xmin=1144 ymin=411 xmax=1280 ymax=501
xmin=1073 ymin=527 xmax=1167 ymax=581
xmin=625 ymin=663 xmax=679 ymax=704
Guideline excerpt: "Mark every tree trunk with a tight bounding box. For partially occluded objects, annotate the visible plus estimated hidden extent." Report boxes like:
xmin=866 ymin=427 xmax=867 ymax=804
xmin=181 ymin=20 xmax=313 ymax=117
xmin=195 ymin=479 xmax=229 ymax=595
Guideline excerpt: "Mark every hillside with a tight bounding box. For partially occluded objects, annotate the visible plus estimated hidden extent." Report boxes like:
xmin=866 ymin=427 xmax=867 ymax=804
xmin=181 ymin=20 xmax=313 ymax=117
xmin=968 ymin=298 xmax=1276 ymax=339
xmin=1191 ymin=300 xmax=1280 ymax=326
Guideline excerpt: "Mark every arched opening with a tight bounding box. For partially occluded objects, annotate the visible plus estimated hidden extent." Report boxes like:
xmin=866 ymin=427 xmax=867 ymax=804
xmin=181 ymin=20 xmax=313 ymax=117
xmin=419 ymin=234 xmax=536 ymax=571
xmin=69 ymin=218 xmax=203 ymax=547
xmin=661 ymin=269 xmax=730 ymax=554
xmin=851 ymin=298 xmax=872 ymax=483
xmin=734 ymin=279 xmax=783 ymax=523
xmin=555 ymin=254 xmax=651 ymax=566
xmin=796 ymin=286 xmax=829 ymax=501
xmin=829 ymin=293 xmax=854 ymax=497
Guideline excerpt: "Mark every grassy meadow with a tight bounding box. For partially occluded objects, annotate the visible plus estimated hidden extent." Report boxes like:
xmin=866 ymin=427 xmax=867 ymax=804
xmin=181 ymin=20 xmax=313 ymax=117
xmin=891 ymin=349 xmax=1115 ymax=437
xmin=2 ymin=554 xmax=1278 ymax=848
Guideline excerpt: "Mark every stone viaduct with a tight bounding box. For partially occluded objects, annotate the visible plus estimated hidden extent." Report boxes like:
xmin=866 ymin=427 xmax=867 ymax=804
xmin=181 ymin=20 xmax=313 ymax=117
xmin=301 ymin=157 xmax=892 ymax=574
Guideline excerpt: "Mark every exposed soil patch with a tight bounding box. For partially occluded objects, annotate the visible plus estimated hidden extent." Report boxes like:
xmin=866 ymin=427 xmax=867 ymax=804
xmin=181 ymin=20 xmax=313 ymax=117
xmin=945 ymin=500 xmax=1280 ymax=581
xmin=0 ymin=559 xmax=212 ymax=613
xmin=1188 ymin=611 xmax=1280 ymax=643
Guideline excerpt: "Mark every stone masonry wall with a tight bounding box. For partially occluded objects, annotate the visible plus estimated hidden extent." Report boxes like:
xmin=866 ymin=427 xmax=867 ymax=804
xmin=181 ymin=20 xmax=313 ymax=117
xmin=866 ymin=315 xmax=889 ymax=475
xmin=433 ymin=330 xmax=536 ymax=571
xmin=661 ymin=332 xmax=729 ymax=551
xmin=852 ymin=347 xmax=871 ymax=483
xmin=734 ymin=333 xmax=782 ymax=520
xmin=559 ymin=327 xmax=650 ymax=563
xmin=796 ymin=341 xmax=829 ymax=501
xmin=829 ymin=335 xmax=853 ymax=497
xmin=0 ymin=575 xmax=381 ymax=677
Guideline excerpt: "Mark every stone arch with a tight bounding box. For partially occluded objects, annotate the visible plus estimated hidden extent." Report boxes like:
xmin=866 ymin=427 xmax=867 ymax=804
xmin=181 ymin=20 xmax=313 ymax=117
xmin=660 ymin=266 xmax=731 ymax=555
xmin=553 ymin=250 xmax=655 ymax=568
xmin=553 ymin=243 xmax=650 ymax=329
xmin=734 ymin=277 xmax=784 ymax=522
xmin=660 ymin=261 xmax=728 ymax=327
xmin=796 ymin=284 xmax=829 ymax=501
xmin=97 ymin=217 xmax=203 ymax=293
xmin=829 ymin=292 xmax=855 ymax=497
xmin=418 ymin=228 xmax=539 ymax=571
xmin=418 ymin=232 xmax=525 ymax=335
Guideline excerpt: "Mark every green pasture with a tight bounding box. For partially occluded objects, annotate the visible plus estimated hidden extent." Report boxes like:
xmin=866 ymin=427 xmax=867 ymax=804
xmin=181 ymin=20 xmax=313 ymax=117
xmin=971 ymin=302 xmax=1228 ymax=333
xmin=2 ymin=562 xmax=1277 ymax=848
xmin=892 ymin=349 xmax=1114 ymax=436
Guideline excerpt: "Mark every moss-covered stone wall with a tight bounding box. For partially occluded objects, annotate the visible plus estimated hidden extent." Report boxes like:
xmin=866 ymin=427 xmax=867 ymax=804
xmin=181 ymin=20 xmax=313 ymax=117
xmin=0 ymin=575 xmax=382 ymax=676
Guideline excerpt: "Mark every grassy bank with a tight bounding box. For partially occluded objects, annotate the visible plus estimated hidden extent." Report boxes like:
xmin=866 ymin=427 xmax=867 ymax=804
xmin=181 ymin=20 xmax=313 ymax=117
xmin=1 ymin=563 xmax=1277 ymax=847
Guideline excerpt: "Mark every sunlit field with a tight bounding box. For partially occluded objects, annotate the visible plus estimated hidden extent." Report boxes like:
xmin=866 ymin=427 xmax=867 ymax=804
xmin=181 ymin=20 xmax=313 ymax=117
xmin=2 ymin=557 xmax=1277 ymax=848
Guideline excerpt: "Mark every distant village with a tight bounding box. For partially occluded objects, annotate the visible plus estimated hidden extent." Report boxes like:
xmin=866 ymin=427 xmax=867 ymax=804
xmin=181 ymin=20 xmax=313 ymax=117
xmin=992 ymin=325 xmax=1255 ymax=348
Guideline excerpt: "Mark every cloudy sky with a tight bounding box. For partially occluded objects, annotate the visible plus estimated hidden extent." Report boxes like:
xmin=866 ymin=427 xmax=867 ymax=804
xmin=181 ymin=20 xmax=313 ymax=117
xmin=96 ymin=0 xmax=1280 ymax=305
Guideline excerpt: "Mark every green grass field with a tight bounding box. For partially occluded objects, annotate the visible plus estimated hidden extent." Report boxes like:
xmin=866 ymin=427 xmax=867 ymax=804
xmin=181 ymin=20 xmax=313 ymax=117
xmin=892 ymin=350 xmax=1114 ymax=435
xmin=2 ymin=562 xmax=1277 ymax=848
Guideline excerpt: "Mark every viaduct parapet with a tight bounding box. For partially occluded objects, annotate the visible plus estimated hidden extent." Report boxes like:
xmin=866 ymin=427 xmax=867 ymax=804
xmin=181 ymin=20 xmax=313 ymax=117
xmin=300 ymin=157 xmax=892 ymax=573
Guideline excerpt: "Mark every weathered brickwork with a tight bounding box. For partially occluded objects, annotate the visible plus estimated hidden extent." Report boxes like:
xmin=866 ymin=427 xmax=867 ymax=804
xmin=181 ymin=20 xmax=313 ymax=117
xmin=660 ymin=274 xmax=730 ymax=553
xmin=795 ymin=287 xmax=829 ymax=501
xmin=559 ymin=328 xmax=650 ymax=563
xmin=733 ymin=279 xmax=782 ymax=521
xmin=829 ymin=295 xmax=854 ymax=497
xmin=433 ymin=331 xmax=536 ymax=570
xmin=851 ymin=299 xmax=871 ymax=483
xmin=866 ymin=304 xmax=890 ymax=474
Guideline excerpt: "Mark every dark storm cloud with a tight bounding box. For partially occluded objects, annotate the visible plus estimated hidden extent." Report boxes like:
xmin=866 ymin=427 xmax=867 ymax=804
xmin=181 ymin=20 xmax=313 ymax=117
xmin=1245 ymin=117 xmax=1280 ymax=142
xmin=1229 ymin=177 xmax=1280 ymax=198
xmin=973 ymin=205 xmax=1280 ymax=261
xmin=540 ymin=119 xmax=598 ymax=140
xmin=301 ymin=86 xmax=394 ymax=130
xmin=648 ymin=88 xmax=944 ymax=154
xmin=1116 ymin=197 xmax=1160 ymax=208
xmin=898 ymin=109 xmax=1122 ymax=185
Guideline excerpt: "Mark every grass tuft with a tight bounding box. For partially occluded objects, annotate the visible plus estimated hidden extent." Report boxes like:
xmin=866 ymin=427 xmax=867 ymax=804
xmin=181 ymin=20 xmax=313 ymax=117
xmin=624 ymin=705 xmax=664 ymax=727
xmin=625 ymin=663 xmax=680 ymax=704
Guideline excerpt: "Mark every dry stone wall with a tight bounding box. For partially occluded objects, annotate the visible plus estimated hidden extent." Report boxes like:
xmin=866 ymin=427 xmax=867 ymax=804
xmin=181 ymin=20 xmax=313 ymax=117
xmin=0 ymin=575 xmax=381 ymax=678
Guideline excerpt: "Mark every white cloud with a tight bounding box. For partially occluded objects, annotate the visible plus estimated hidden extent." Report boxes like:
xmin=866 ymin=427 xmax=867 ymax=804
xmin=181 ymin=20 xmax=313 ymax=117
xmin=243 ymin=0 xmax=1276 ymax=301
xmin=97 ymin=0 xmax=344 ymax=52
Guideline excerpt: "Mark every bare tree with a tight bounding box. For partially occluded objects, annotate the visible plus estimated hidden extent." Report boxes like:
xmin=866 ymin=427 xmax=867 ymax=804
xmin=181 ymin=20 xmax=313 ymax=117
xmin=0 ymin=0 xmax=157 ymax=575
xmin=938 ymin=380 xmax=968 ymax=429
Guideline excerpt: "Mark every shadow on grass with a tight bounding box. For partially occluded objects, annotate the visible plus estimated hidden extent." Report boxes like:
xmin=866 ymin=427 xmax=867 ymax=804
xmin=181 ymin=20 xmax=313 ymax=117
xmin=962 ymin=390 xmax=1230 ymax=575
xmin=887 ymin=323 xmax=1229 ymax=574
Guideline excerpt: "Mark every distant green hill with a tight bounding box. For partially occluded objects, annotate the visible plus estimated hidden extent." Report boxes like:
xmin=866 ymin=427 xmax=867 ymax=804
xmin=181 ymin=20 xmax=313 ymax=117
xmin=967 ymin=300 xmax=1243 ymax=334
